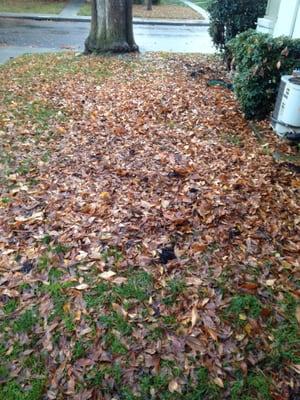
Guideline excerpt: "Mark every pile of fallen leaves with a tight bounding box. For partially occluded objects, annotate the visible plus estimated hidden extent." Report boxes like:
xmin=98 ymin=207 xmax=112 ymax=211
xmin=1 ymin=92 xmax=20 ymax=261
xmin=0 ymin=53 xmax=299 ymax=400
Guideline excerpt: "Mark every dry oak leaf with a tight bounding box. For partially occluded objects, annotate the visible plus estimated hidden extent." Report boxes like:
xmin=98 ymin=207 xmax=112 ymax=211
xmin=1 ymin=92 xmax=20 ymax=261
xmin=185 ymin=336 xmax=205 ymax=352
xmin=74 ymin=283 xmax=89 ymax=290
xmin=191 ymin=306 xmax=199 ymax=328
xmin=296 ymin=306 xmax=300 ymax=325
xmin=112 ymin=303 xmax=128 ymax=318
xmin=112 ymin=277 xmax=128 ymax=285
xmin=186 ymin=277 xmax=203 ymax=286
xmin=99 ymin=270 xmax=116 ymax=280
xmin=15 ymin=211 xmax=44 ymax=223
xmin=206 ymin=327 xmax=218 ymax=341
xmin=213 ymin=377 xmax=224 ymax=388
xmin=168 ymin=379 xmax=181 ymax=393
xmin=291 ymin=364 xmax=300 ymax=374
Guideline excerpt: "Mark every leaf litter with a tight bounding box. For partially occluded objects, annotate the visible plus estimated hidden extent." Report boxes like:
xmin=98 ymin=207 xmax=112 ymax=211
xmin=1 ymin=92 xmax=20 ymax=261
xmin=0 ymin=52 xmax=299 ymax=399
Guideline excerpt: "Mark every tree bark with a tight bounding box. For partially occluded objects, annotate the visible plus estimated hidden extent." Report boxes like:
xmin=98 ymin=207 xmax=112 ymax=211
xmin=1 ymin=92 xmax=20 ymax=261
xmin=85 ymin=0 xmax=138 ymax=54
xmin=147 ymin=0 xmax=152 ymax=11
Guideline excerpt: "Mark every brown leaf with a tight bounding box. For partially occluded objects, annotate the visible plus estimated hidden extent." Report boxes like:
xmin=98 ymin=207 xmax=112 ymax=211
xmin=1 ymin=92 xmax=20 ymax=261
xmin=74 ymin=283 xmax=89 ymax=291
xmin=99 ymin=270 xmax=116 ymax=280
xmin=185 ymin=336 xmax=205 ymax=352
xmin=296 ymin=306 xmax=300 ymax=325
xmin=186 ymin=276 xmax=203 ymax=286
xmin=191 ymin=305 xmax=198 ymax=328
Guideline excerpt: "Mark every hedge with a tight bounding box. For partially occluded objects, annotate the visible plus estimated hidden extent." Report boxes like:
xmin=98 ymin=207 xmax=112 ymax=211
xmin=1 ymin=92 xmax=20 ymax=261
xmin=208 ymin=0 xmax=267 ymax=49
xmin=227 ymin=30 xmax=300 ymax=120
xmin=133 ymin=0 xmax=160 ymax=4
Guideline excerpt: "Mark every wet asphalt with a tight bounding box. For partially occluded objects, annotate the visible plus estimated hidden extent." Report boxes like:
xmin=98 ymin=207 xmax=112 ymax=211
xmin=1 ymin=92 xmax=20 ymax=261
xmin=0 ymin=18 xmax=215 ymax=63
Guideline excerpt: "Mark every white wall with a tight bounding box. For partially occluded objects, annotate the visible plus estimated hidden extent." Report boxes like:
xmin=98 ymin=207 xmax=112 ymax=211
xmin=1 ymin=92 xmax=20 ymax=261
xmin=273 ymin=0 xmax=300 ymax=37
xmin=258 ymin=0 xmax=300 ymax=38
xmin=266 ymin=0 xmax=281 ymax=20
xmin=292 ymin=4 xmax=300 ymax=38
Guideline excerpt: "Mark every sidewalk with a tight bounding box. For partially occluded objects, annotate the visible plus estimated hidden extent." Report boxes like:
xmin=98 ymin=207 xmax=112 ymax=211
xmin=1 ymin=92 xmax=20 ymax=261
xmin=181 ymin=0 xmax=210 ymax=21
xmin=0 ymin=12 xmax=209 ymax=26
xmin=60 ymin=0 xmax=85 ymax=17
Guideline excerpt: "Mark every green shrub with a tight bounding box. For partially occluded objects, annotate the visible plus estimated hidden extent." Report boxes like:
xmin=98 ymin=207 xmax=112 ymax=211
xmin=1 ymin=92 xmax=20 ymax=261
xmin=228 ymin=30 xmax=300 ymax=119
xmin=133 ymin=0 xmax=160 ymax=4
xmin=208 ymin=0 xmax=267 ymax=49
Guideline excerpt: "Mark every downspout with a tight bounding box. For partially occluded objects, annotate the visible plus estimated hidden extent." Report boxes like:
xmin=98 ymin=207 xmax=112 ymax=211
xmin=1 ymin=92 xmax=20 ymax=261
xmin=290 ymin=0 xmax=300 ymax=37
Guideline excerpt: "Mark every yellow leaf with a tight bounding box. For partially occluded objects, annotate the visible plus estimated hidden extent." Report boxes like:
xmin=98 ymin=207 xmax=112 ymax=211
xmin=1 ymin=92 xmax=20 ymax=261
xmin=63 ymin=303 xmax=71 ymax=313
xmin=244 ymin=323 xmax=252 ymax=335
xmin=100 ymin=191 xmax=111 ymax=201
xmin=57 ymin=126 xmax=66 ymax=134
xmin=74 ymin=310 xmax=81 ymax=321
xmin=213 ymin=377 xmax=224 ymax=388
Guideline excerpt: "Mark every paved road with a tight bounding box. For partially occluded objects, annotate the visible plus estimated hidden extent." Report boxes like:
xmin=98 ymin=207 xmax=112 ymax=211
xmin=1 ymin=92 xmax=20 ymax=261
xmin=0 ymin=18 xmax=214 ymax=63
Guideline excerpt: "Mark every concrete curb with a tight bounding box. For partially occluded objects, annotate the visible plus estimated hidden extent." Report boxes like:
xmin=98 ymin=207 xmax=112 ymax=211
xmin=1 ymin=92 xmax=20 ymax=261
xmin=0 ymin=12 xmax=209 ymax=26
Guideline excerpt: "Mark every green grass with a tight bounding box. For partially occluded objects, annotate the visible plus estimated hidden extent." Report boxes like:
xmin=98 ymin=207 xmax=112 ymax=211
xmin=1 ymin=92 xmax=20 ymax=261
xmin=13 ymin=309 xmax=38 ymax=333
xmin=268 ymin=294 xmax=300 ymax=365
xmin=77 ymin=2 xmax=90 ymax=16
xmin=14 ymin=100 xmax=66 ymax=129
xmin=103 ymin=332 xmax=128 ymax=355
xmin=0 ymin=0 xmax=67 ymax=14
xmin=231 ymin=372 xmax=271 ymax=400
xmin=99 ymin=312 xmax=132 ymax=336
xmin=114 ymin=271 xmax=153 ymax=301
xmin=101 ymin=246 xmax=124 ymax=264
xmin=138 ymin=367 xmax=220 ymax=400
xmin=84 ymin=282 xmax=112 ymax=309
xmin=222 ymin=133 xmax=243 ymax=147
xmin=163 ymin=278 xmax=187 ymax=305
xmin=72 ymin=340 xmax=90 ymax=361
xmin=3 ymin=299 xmax=19 ymax=314
xmin=226 ymin=294 xmax=262 ymax=324
xmin=191 ymin=0 xmax=211 ymax=10
xmin=0 ymin=379 xmax=45 ymax=400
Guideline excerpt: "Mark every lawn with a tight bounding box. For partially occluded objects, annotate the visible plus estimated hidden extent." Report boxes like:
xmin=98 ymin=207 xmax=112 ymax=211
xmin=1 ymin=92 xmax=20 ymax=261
xmin=0 ymin=52 xmax=299 ymax=400
xmin=0 ymin=0 xmax=66 ymax=14
xmin=192 ymin=0 xmax=211 ymax=11
xmin=78 ymin=0 xmax=202 ymax=19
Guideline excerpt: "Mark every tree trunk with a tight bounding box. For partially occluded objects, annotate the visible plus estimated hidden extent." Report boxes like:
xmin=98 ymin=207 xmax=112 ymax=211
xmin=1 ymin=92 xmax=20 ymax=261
xmin=147 ymin=0 xmax=152 ymax=11
xmin=85 ymin=0 xmax=138 ymax=54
